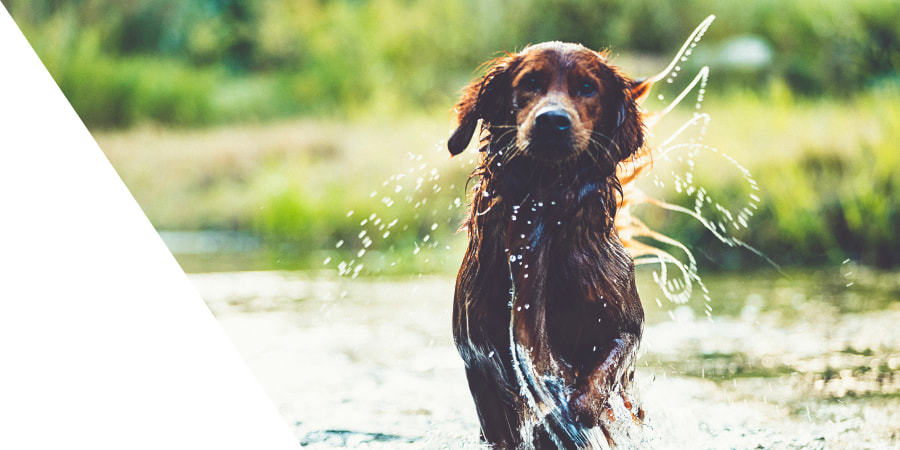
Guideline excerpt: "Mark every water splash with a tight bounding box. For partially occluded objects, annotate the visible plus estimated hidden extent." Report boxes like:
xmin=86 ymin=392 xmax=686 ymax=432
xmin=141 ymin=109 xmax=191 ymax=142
xmin=616 ymin=14 xmax=772 ymax=313
xmin=329 ymin=14 xmax=765 ymax=447
xmin=327 ymin=139 xmax=471 ymax=278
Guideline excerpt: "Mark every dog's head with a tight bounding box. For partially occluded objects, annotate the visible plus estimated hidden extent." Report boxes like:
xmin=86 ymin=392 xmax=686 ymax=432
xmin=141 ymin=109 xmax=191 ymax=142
xmin=449 ymin=42 xmax=650 ymax=175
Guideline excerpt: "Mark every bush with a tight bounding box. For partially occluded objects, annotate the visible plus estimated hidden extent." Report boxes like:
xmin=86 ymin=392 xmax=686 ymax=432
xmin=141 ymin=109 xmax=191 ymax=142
xmin=10 ymin=0 xmax=899 ymax=127
xmin=639 ymin=84 xmax=900 ymax=269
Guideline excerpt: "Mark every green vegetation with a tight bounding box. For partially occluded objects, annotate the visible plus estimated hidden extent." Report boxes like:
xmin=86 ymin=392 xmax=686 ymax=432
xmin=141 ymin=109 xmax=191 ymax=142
xmin=8 ymin=0 xmax=899 ymax=128
xmin=94 ymin=119 xmax=472 ymax=272
xmin=93 ymin=85 xmax=900 ymax=272
xmin=6 ymin=0 xmax=900 ymax=271
xmin=637 ymin=84 xmax=900 ymax=269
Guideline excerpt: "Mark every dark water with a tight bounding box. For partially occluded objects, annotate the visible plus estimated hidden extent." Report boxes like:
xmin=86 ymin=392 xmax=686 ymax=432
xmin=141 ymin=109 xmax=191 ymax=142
xmin=189 ymin=266 xmax=900 ymax=449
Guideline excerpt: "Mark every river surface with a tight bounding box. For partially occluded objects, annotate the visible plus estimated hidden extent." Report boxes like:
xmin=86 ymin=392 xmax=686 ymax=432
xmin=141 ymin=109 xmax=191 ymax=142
xmin=189 ymin=267 xmax=900 ymax=449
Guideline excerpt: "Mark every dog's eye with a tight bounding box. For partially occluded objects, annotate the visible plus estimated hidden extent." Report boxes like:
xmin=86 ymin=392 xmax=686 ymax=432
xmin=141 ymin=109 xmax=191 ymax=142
xmin=520 ymin=75 xmax=543 ymax=92
xmin=577 ymin=81 xmax=598 ymax=97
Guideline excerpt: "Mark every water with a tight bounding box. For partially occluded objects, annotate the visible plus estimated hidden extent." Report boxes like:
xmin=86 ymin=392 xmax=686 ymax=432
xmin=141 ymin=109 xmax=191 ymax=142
xmin=182 ymin=15 xmax=900 ymax=448
xmin=190 ymin=268 xmax=900 ymax=449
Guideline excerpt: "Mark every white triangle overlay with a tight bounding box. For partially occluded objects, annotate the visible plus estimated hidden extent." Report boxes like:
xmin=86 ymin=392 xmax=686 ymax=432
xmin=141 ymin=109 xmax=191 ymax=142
xmin=0 ymin=7 xmax=301 ymax=449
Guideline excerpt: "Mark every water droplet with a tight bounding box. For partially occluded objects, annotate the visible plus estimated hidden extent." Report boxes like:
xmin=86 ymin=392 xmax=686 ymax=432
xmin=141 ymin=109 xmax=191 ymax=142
xmin=335 ymin=240 xmax=345 ymax=248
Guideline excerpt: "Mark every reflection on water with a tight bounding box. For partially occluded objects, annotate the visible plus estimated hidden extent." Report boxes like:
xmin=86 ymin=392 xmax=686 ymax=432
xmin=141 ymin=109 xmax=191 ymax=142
xmin=190 ymin=268 xmax=899 ymax=449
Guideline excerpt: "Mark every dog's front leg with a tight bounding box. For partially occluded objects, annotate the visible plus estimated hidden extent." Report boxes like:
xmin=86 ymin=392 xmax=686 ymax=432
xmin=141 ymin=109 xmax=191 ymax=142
xmin=569 ymin=330 xmax=642 ymax=427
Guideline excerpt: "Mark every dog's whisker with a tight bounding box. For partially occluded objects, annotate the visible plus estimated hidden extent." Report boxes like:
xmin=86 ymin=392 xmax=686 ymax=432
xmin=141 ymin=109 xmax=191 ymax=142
xmin=448 ymin=41 xmax=649 ymax=448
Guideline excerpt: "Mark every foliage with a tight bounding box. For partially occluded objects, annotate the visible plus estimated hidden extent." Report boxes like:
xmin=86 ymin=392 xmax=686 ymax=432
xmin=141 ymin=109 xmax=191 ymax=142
xmin=92 ymin=84 xmax=900 ymax=271
xmin=6 ymin=0 xmax=899 ymax=128
xmin=637 ymin=84 xmax=900 ymax=269
xmin=6 ymin=0 xmax=899 ymax=270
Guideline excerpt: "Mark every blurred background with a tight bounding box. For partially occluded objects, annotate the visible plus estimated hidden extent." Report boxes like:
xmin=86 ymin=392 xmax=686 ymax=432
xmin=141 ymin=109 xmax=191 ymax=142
xmin=6 ymin=1 xmax=900 ymax=447
xmin=5 ymin=0 xmax=899 ymax=274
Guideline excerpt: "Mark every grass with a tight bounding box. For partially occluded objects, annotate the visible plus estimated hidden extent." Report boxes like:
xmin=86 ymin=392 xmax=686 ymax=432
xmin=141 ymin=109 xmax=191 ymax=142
xmin=15 ymin=0 xmax=899 ymax=129
xmin=93 ymin=85 xmax=900 ymax=273
xmin=95 ymin=117 xmax=471 ymax=272
xmin=636 ymin=82 xmax=900 ymax=269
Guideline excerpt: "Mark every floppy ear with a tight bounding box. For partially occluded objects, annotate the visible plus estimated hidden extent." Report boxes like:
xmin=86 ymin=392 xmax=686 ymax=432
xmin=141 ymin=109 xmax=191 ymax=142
xmin=610 ymin=74 xmax=648 ymax=162
xmin=448 ymin=56 xmax=516 ymax=156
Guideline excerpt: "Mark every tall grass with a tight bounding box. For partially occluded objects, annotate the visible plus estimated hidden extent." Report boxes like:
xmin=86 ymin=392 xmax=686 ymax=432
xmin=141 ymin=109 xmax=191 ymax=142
xmin=637 ymin=83 xmax=900 ymax=269
xmin=10 ymin=0 xmax=900 ymax=128
xmin=10 ymin=0 xmax=899 ymax=270
xmin=94 ymin=85 xmax=900 ymax=271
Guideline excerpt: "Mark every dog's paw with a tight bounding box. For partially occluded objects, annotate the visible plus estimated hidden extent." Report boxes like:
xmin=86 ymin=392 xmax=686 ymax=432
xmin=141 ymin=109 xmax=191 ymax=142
xmin=569 ymin=388 xmax=603 ymax=427
xmin=620 ymin=391 xmax=645 ymax=424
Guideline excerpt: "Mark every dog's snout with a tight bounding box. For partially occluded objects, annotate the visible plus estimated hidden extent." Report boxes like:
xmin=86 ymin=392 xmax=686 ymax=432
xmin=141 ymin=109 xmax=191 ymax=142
xmin=535 ymin=108 xmax=572 ymax=134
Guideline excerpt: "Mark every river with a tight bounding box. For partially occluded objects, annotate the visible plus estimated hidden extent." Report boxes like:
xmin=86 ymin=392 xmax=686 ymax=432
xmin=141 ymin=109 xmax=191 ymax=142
xmin=189 ymin=267 xmax=900 ymax=449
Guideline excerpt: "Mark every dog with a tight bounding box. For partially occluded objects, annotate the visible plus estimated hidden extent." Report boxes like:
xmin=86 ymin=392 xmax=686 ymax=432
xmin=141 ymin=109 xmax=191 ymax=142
xmin=448 ymin=42 xmax=651 ymax=448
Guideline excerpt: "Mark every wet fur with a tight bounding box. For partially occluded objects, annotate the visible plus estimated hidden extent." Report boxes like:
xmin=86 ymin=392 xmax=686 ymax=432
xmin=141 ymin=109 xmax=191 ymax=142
xmin=449 ymin=42 xmax=647 ymax=448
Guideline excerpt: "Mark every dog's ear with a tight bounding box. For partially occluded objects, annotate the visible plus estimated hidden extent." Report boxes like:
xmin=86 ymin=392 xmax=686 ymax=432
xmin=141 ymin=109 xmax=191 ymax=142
xmin=448 ymin=56 xmax=516 ymax=156
xmin=610 ymin=74 xmax=649 ymax=162
xmin=631 ymin=77 xmax=653 ymax=106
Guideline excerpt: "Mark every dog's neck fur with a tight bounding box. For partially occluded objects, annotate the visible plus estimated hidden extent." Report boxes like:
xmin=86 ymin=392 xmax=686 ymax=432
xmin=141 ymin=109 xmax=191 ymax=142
xmin=468 ymin=128 xmax=622 ymax=237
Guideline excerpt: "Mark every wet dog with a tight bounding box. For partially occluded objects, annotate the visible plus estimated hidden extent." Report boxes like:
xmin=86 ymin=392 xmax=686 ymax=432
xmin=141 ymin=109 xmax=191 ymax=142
xmin=448 ymin=42 xmax=649 ymax=448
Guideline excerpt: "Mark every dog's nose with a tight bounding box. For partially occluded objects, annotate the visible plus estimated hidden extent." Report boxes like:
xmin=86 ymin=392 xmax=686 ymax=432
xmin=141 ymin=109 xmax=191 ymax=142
xmin=535 ymin=108 xmax=572 ymax=134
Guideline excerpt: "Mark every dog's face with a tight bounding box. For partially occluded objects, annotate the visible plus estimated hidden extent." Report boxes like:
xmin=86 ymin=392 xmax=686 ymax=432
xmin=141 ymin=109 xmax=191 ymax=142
xmin=510 ymin=42 xmax=612 ymax=162
xmin=449 ymin=42 xmax=649 ymax=173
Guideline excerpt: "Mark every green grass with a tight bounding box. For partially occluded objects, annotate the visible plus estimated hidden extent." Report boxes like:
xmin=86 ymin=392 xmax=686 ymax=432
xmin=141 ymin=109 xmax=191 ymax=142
xmin=13 ymin=0 xmax=900 ymax=129
xmin=636 ymin=83 xmax=900 ymax=269
xmin=95 ymin=118 xmax=471 ymax=272
xmin=94 ymin=85 xmax=900 ymax=272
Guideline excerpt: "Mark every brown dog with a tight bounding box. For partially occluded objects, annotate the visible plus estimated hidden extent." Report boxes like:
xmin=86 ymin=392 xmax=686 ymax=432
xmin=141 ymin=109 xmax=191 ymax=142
xmin=448 ymin=42 xmax=649 ymax=448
